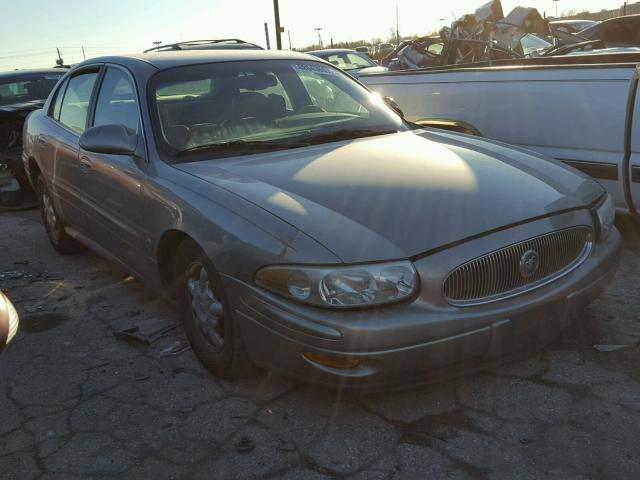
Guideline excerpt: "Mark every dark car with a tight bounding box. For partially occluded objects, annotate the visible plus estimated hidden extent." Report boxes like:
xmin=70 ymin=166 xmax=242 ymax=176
xmin=144 ymin=39 xmax=263 ymax=53
xmin=549 ymin=19 xmax=598 ymax=34
xmin=1 ymin=68 xmax=65 ymax=206
xmin=579 ymin=15 xmax=640 ymax=47
xmin=0 ymin=291 xmax=19 ymax=352
xmin=23 ymin=50 xmax=619 ymax=389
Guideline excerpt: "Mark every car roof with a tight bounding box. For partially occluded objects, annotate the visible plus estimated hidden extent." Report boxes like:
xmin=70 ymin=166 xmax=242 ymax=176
xmin=73 ymin=50 xmax=319 ymax=71
xmin=0 ymin=68 xmax=66 ymax=80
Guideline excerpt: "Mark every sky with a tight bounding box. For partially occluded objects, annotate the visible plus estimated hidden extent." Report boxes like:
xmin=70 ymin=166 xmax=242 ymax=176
xmin=0 ymin=0 xmax=626 ymax=71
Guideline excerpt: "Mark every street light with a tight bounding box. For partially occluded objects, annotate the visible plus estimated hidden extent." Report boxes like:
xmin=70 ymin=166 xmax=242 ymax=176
xmin=315 ymin=27 xmax=323 ymax=48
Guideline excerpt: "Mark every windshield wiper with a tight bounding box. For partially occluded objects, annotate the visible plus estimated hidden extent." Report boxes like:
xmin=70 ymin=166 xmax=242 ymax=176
xmin=175 ymin=139 xmax=312 ymax=157
xmin=298 ymin=128 xmax=399 ymax=145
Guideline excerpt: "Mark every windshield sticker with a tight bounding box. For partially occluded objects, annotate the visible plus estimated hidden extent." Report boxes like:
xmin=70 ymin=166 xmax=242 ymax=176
xmin=292 ymin=63 xmax=340 ymax=76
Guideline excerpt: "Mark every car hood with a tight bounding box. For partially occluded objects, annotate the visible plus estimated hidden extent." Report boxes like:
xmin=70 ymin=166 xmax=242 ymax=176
xmin=176 ymin=130 xmax=602 ymax=263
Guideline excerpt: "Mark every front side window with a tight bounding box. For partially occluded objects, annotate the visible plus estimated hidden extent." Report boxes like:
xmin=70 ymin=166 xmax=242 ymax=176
xmin=151 ymin=59 xmax=406 ymax=161
xmin=58 ymin=72 xmax=98 ymax=134
xmin=0 ymin=73 xmax=63 ymax=107
xmin=93 ymin=68 xmax=139 ymax=132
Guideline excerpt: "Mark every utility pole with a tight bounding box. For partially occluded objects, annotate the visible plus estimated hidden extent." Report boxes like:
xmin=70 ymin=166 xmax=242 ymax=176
xmin=553 ymin=0 xmax=560 ymax=18
xmin=287 ymin=30 xmax=292 ymax=50
xmin=396 ymin=4 xmax=400 ymax=45
xmin=273 ymin=0 xmax=283 ymax=50
xmin=315 ymin=27 xmax=323 ymax=48
xmin=623 ymin=1 xmax=627 ymax=15
xmin=264 ymin=22 xmax=271 ymax=49
xmin=81 ymin=46 xmax=86 ymax=61
xmin=152 ymin=40 xmax=162 ymax=50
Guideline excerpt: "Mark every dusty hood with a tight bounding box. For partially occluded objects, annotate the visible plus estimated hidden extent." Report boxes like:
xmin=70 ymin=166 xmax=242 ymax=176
xmin=176 ymin=130 xmax=602 ymax=263
xmin=352 ymin=66 xmax=388 ymax=77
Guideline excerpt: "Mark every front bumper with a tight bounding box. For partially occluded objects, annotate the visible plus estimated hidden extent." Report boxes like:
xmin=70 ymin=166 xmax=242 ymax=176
xmin=224 ymin=216 xmax=621 ymax=390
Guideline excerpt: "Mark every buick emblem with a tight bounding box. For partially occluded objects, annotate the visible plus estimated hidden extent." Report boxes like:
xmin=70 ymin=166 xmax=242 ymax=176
xmin=519 ymin=250 xmax=539 ymax=278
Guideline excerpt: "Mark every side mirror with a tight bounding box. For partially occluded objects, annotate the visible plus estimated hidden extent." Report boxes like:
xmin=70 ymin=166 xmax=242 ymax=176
xmin=79 ymin=124 xmax=139 ymax=155
xmin=383 ymin=96 xmax=404 ymax=118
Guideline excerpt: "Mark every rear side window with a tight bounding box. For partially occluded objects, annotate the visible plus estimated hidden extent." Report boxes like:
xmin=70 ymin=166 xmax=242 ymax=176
xmin=93 ymin=68 xmax=140 ymax=132
xmin=50 ymin=78 xmax=69 ymax=120
xmin=58 ymin=72 xmax=98 ymax=134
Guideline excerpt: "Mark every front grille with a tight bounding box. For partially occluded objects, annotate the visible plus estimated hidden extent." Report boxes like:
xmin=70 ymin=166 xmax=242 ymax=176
xmin=443 ymin=226 xmax=593 ymax=306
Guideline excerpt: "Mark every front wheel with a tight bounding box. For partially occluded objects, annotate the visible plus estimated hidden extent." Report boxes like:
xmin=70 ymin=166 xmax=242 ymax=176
xmin=37 ymin=176 xmax=85 ymax=255
xmin=175 ymin=239 xmax=250 ymax=379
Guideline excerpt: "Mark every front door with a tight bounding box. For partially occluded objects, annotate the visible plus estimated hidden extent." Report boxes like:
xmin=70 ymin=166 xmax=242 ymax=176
xmin=79 ymin=66 xmax=147 ymax=273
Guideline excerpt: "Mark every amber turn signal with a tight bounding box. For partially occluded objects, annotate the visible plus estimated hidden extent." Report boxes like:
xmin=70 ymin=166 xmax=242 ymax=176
xmin=302 ymin=352 xmax=362 ymax=369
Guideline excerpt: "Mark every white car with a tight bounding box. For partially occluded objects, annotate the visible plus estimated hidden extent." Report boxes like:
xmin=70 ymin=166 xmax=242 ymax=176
xmin=361 ymin=53 xmax=640 ymax=216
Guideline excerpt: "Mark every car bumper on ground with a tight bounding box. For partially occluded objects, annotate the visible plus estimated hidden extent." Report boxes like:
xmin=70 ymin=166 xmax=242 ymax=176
xmin=0 ymin=291 xmax=19 ymax=352
xmin=224 ymin=220 xmax=621 ymax=390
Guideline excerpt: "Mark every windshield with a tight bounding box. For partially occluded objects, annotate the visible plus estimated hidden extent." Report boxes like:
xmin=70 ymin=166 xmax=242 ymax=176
xmin=151 ymin=59 xmax=406 ymax=161
xmin=319 ymin=52 xmax=376 ymax=70
xmin=0 ymin=73 xmax=63 ymax=107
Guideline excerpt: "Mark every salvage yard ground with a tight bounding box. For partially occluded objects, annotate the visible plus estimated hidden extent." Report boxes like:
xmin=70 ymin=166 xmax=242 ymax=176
xmin=1 ymin=209 xmax=640 ymax=479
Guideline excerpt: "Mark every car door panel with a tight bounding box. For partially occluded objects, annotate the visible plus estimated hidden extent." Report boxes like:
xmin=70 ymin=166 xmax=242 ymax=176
xmin=629 ymin=76 xmax=640 ymax=212
xmin=80 ymin=66 xmax=147 ymax=272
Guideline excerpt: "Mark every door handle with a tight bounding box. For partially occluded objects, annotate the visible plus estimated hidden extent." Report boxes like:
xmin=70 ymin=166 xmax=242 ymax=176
xmin=79 ymin=156 xmax=92 ymax=172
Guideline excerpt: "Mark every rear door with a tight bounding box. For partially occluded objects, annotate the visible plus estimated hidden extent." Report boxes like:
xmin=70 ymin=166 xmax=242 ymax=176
xmin=79 ymin=65 xmax=147 ymax=272
xmin=47 ymin=69 xmax=100 ymax=233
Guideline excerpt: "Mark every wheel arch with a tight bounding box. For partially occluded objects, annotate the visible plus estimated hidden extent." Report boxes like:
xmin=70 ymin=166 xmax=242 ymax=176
xmin=27 ymin=156 xmax=42 ymax=188
xmin=156 ymin=229 xmax=199 ymax=295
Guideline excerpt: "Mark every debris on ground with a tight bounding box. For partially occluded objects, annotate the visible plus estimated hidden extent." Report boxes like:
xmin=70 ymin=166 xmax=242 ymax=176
xmin=593 ymin=344 xmax=627 ymax=352
xmin=236 ymin=436 xmax=255 ymax=454
xmin=159 ymin=340 xmax=191 ymax=357
xmin=113 ymin=318 xmax=176 ymax=345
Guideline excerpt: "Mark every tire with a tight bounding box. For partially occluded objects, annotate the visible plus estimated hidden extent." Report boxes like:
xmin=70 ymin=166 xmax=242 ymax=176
xmin=37 ymin=176 xmax=85 ymax=255
xmin=174 ymin=239 xmax=250 ymax=379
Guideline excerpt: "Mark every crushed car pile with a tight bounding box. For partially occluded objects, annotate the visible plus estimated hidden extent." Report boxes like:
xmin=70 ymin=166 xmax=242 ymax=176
xmin=383 ymin=0 xmax=610 ymax=70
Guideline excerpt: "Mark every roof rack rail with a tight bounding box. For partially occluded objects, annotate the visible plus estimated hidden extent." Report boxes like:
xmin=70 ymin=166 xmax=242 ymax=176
xmin=143 ymin=39 xmax=262 ymax=53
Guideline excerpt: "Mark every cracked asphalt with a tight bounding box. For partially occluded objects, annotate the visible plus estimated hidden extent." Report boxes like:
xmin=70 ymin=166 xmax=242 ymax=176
xmin=1 ymin=209 xmax=640 ymax=479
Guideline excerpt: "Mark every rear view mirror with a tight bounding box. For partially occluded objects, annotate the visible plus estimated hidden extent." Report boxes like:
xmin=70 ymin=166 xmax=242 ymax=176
xmin=383 ymin=96 xmax=404 ymax=118
xmin=79 ymin=124 xmax=138 ymax=155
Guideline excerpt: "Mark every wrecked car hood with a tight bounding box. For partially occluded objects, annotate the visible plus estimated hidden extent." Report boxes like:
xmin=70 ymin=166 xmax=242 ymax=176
xmin=176 ymin=130 xmax=603 ymax=263
xmin=0 ymin=99 xmax=45 ymax=117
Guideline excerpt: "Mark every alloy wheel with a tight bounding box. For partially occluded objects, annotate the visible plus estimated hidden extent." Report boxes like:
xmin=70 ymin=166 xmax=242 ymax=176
xmin=187 ymin=263 xmax=225 ymax=352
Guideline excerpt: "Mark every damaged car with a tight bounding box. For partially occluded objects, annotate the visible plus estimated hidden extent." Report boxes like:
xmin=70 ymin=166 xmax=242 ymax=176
xmin=23 ymin=51 xmax=620 ymax=388
xmin=1 ymin=68 xmax=64 ymax=207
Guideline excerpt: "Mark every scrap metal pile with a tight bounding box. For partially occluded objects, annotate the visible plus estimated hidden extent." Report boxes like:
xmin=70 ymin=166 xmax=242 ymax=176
xmin=385 ymin=0 xmax=587 ymax=70
xmin=0 ymin=102 xmax=41 ymax=208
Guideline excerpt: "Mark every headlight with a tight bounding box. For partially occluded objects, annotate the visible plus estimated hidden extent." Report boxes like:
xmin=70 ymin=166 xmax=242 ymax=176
xmin=596 ymin=193 xmax=615 ymax=240
xmin=255 ymin=261 xmax=418 ymax=308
